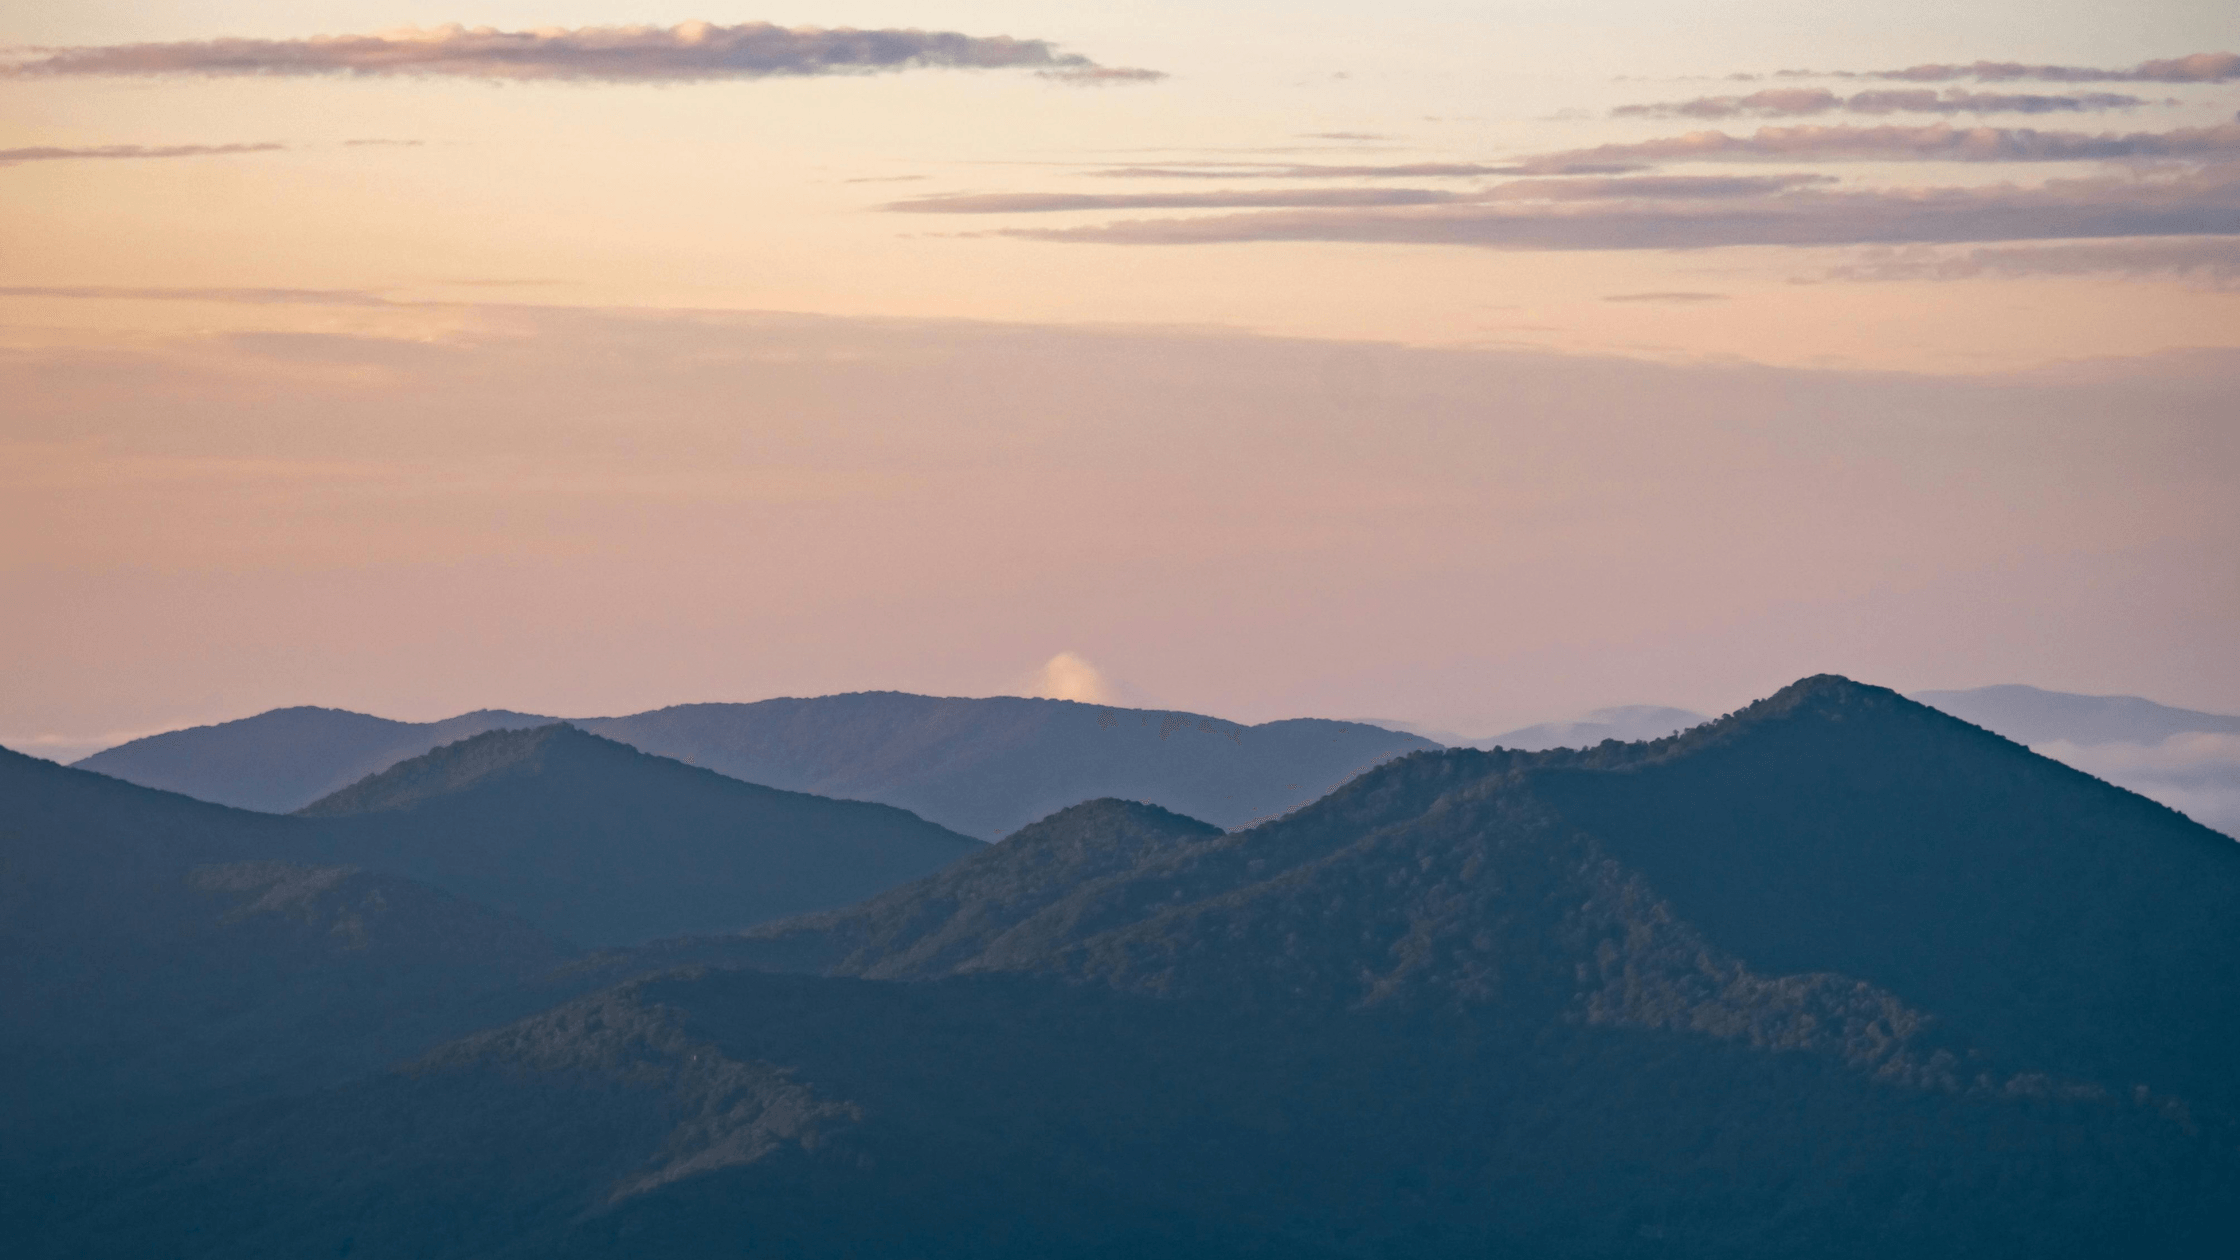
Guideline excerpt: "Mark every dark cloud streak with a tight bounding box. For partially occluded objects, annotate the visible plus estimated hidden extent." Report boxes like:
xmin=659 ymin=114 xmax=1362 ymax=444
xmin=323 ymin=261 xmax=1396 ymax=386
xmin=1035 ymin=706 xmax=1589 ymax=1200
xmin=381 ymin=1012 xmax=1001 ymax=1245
xmin=1 ymin=20 xmax=1161 ymax=84
xmin=1777 ymin=51 xmax=2238 ymax=85
xmin=0 ymin=142 xmax=283 ymax=165
xmin=1533 ymin=122 xmax=2240 ymax=168
xmin=991 ymin=168 xmax=2240 ymax=252
xmin=1804 ymin=237 xmax=2240 ymax=284
xmin=886 ymin=175 xmax=1832 ymax=216
xmin=1616 ymin=88 xmax=2147 ymax=119
xmin=885 ymin=188 xmax=1463 ymax=213
xmin=1088 ymin=161 xmax=1643 ymax=180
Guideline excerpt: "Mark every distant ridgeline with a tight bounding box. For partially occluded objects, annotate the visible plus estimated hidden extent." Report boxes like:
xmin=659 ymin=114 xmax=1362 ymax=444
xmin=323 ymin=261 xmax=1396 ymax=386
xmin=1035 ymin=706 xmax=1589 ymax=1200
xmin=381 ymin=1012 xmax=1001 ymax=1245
xmin=74 ymin=692 xmax=1438 ymax=837
xmin=8 ymin=676 xmax=2236 ymax=1257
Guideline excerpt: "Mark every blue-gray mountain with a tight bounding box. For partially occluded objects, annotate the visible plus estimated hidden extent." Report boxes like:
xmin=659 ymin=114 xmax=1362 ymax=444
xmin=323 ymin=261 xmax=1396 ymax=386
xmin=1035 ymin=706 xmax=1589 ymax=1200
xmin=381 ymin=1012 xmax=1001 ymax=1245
xmin=11 ymin=677 xmax=2236 ymax=1257
xmin=1914 ymin=685 xmax=2240 ymax=838
xmin=295 ymin=724 xmax=980 ymax=946
xmin=73 ymin=693 xmax=1436 ymax=838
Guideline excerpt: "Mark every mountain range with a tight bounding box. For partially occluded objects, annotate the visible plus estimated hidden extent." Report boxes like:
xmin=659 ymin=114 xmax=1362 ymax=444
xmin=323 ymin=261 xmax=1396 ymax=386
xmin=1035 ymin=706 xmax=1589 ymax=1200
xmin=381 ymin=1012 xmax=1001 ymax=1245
xmin=73 ymin=694 xmax=1435 ymax=838
xmin=11 ymin=675 xmax=2235 ymax=1256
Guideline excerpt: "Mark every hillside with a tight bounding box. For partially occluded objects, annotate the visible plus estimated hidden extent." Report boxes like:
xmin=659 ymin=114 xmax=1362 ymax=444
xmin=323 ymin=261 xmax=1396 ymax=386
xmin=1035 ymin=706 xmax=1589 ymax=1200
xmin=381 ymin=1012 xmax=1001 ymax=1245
xmin=1913 ymin=684 xmax=2240 ymax=747
xmin=1913 ymin=684 xmax=2240 ymax=837
xmin=0 ymin=748 xmax=573 ymax=1147
xmin=73 ymin=693 xmax=1436 ymax=838
xmin=17 ymin=677 xmax=2240 ymax=1257
xmin=73 ymin=706 xmax=556 ymax=812
xmin=297 ymin=724 xmax=983 ymax=946
xmin=571 ymin=693 xmax=1437 ymax=838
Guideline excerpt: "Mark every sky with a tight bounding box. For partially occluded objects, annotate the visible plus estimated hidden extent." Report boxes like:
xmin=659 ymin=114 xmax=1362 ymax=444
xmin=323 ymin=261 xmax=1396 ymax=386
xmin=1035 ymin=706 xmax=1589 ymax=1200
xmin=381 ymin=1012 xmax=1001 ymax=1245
xmin=3 ymin=2 xmax=2238 ymax=757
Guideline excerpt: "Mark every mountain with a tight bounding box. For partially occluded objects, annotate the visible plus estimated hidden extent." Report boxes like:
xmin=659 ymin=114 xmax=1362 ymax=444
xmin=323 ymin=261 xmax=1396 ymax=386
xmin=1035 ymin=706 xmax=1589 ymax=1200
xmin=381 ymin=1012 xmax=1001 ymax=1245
xmin=1914 ymin=684 xmax=2240 ymax=838
xmin=30 ymin=676 xmax=2227 ymax=1257
xmin=0 ymin=747 xmax=573 ymax=1145
xmin=297 ymin=724 xmax=983 ymax=946
xmin=1481 ymin=704 xmax=1709 ymax=750
xmin=717 ymin=676 xmax=2240 ymax=1112
xmin=1912 ymin=684 xmax=2240 ymax=746
xmin=571 ymin=694 xmax=1436 ymax=838
xmin=76 ymin=693 xmax=1436 ymax=839
xmin=72 ymin=706 xmax=557 ymax=812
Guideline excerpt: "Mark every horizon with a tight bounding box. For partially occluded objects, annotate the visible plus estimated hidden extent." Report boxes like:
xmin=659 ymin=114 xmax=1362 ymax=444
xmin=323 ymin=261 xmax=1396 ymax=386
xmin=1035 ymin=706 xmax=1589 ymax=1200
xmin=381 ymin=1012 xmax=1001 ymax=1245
xmin=7 ymin=3 xmax=2237 ymax=768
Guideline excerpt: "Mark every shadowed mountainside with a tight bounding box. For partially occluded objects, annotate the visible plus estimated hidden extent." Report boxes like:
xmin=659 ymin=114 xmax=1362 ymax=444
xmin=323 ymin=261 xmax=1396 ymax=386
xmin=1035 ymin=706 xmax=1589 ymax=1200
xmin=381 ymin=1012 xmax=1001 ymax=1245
xmin=297 ymin=724 xmax=983 ymax=946
xmin=0 ymin=748 xmax=574 ymax=1147
xmin=1913 ymin=684 xmax=2240 ymax=747
xmin=574 ymin=694 xmax=1436 ymax=838
xmin=72 ymin=706 xmax=557 ymax=813
xmin=14 ymin=677 xmax=2240 ymax=1257
xmin=75 ymin=694 xmax=1437 ymax=837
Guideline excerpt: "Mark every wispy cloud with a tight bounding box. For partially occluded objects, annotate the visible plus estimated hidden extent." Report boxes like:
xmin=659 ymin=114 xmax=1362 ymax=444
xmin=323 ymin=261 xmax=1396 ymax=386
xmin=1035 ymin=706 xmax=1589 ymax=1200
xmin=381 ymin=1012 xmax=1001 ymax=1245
xmin=1088 ymin=161 xmax=1641 ymax=180
xmin=1042 ymin=66 xmax=1165 ymax=85
xmin=888 ymin=174 xmax=1829 ymax=215
xmin=1616 ymin=88 xmax=2147 ymax=120
xmin=993 ymin=167 xmax=2240 ymax=252
xmin=1603 ymin=292 xmax=1730 ymax=303
xmin=1528 ymin=121 xmax=2240 ymax=168
xmin=885 ymin=187 xmax=1463 ymax=213
xmin=1800 ymin=236 xmax=2240 ymax=284
xmin=1776 ymin=51 xmax=2239 ymax=85
xmin=0 ymin=285 xmax=395 ymax=305
xmin=0 ymin=142 xmax=283 ymax=165
xmin=2 ymin=20 xmax=1161 ymax=84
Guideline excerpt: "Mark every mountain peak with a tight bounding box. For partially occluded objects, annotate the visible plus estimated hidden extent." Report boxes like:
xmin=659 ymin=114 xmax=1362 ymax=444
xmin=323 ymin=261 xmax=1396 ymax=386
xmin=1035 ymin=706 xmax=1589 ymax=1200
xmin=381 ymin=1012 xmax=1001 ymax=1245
xmin=1008 ymin=797 xmax=1222 ymax=842
xmin=296 ymin=723 xmax=585 ymax=817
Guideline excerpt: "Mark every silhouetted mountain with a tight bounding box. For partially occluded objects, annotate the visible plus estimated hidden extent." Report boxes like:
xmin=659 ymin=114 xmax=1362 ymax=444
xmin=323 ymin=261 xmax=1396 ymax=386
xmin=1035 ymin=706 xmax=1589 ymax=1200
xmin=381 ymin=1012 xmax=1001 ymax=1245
xmin=73 ymin=706 xmax=556 ymax=812
xmin=17 ymin=678 xmax=2240 ymax=1257
xmin=1915 ymin=684 xmax=2240 ymax=838
xmin=677 ymin=798 xmax=1227 ymax=978
xmin=1482 ymin=703 xmax=1709 ymax=750
xmin=0 ymin=748 xmax=572 ymax=1149
xmin=297 ymin=724 xmax=982 ymax=946
xmin=77 ymin=694 xmax=1435 ymax=838
xmin=1913 ymin=683 xmax=2240 ymax=746
xmin=725 ymin=679 xmax=2239 ymax=1112
xmin=575 ymin=694 xmax=1435 ymax=838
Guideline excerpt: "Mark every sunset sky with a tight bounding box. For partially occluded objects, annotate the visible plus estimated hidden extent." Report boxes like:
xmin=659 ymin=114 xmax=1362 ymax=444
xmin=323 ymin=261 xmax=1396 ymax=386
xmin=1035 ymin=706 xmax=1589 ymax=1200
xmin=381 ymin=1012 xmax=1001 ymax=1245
xmin=5 ymin=2 xmax=2237 ymax=756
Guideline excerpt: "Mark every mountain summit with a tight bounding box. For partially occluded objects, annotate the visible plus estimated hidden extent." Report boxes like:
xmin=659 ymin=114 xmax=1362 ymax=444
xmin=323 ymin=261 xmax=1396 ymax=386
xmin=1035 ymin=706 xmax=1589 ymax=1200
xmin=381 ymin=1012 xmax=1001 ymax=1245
xmin=296 ymin=725 xmax=982 ymax=946
xmin=18 ymin=676 xmax=2239 ymax=1258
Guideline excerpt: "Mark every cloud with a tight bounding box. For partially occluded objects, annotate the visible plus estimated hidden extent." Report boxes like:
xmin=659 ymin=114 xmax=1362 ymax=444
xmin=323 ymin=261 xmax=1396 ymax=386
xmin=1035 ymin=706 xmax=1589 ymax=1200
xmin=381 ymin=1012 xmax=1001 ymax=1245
xmin=1616 ymin=88 xmax=2147 ymax=120
xmin=2 ymin=20 xmax=1160 ymax=84
xmin=1040 ymin=66 xmax=1166 ymax=85
xmin=883 ymin=187 xmax=1465 ymax=213
xmin=994 ymin=166 xmax=2240 ymax=252
xmin=1602 ymin=292 xmax=1729 ymax=303
xmin=1088 ymin=161 xmax=1643 ymax=180
xmin=1801 ymin=236 xmax=2240 ymax=285
xmin=1527 ymin=121 xmax=2240 ymax=168
xmin=1816 ymin=51 xmax=2240 ymax=85
xmin=1028 ymin=651 xmax=1115 ymax=704
xmin=886 ymin=175 xmax=1830 ymax=216
xmin=0 ymin=284 xmax=398 ymax=305
xmin=0 ymin=142 xmax=283 ymax=165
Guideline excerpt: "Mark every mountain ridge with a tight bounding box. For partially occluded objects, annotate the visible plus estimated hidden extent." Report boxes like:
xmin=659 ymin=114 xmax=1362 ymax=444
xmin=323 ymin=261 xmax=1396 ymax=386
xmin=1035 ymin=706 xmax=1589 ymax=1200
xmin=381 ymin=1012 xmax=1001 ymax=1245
xmin=295 ymin=724 xmax=983 ymax=946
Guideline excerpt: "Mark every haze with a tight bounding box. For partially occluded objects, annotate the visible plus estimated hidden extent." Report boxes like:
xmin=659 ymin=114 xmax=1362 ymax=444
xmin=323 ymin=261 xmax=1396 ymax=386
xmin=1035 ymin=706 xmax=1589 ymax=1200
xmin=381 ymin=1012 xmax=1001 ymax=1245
xmin=4 ymin=1 xmax=2237 ymax=755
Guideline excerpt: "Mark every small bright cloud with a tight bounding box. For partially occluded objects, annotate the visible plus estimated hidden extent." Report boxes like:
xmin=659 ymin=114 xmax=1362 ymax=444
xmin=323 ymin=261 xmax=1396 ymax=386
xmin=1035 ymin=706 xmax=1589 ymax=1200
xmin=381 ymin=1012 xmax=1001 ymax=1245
xmin=1029 ymin=651 xmax=1114 ymax=704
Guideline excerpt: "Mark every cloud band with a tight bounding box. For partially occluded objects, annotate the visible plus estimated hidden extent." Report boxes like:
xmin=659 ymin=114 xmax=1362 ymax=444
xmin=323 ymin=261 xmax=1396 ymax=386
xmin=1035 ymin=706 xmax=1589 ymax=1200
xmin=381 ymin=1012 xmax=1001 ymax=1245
xmin=2 ymin=21 xmax=1160 ymax=84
